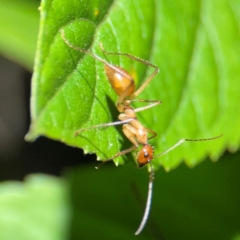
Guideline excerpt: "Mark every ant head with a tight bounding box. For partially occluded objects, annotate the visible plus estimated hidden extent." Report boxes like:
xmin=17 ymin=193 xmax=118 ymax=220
xmin=137 ymin=144 xmax=154 ymax=168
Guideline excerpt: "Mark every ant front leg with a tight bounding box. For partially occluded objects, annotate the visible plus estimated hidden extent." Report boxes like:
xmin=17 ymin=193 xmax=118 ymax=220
xmin=105 ymin=145 xmax=137 ymax=162
xmin=95 ymin=145 xmax=137 ymax=169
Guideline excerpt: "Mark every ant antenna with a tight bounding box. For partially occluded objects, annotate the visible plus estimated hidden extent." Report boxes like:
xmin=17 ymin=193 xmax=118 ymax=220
xmin=153 ymin=135 xmax=223 ymax=159
xmin=95 ymin=158 xmax=116 ymax=169
xmin=95 ymin=161 xmax=107 ymax=169
xmin=135 ymin=163 xmax=154 ymax=235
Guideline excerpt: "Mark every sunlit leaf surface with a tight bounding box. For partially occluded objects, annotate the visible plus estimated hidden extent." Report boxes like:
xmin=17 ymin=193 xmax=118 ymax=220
xmin=27 ymin=0 xmax=240 ymax=171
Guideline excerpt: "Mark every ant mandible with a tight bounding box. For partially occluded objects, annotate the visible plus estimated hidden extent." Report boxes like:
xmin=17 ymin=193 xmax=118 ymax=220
xmin=60 ymin=29 xmax=222 ymax=235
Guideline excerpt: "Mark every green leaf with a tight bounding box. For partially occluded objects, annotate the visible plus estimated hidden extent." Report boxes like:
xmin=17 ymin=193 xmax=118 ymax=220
xmin=0 ymin=0 xmax=39 ymax=70
xmin=67 ymin=151 xmax=240 ymax=239
xmin=26 ymin=0 xmax=240 ymax=170
xmin=0 ymin=175 xmax=70 ymax=240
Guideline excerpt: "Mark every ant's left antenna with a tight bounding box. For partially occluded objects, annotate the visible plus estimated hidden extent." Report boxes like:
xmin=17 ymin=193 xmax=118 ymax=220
xmin=135 ymin=163 xmax=154 ymax=235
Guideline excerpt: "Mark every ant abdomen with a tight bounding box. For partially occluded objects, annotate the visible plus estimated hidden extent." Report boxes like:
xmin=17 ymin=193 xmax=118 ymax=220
xmin=104 ymin=64 xmax=135 ymax=97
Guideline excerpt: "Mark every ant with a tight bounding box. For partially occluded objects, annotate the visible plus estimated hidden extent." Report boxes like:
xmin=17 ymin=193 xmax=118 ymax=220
xmin=60 ymin=29 xmax=222 ymax=235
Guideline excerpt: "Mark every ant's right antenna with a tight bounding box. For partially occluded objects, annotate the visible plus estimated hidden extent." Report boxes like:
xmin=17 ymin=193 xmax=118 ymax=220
xmin=135 ymin=163 xmax=154 ymax=235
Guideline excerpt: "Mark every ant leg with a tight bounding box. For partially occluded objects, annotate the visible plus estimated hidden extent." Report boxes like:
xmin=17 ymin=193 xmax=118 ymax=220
xmin=95 ymin=145 xmax=137 ymax=169
xmin=130 ymin=99 xmax=161 ymax=103
xmin=153 ymin=135 xmax=223 ymax=159
xmin=107 ymin=145 xmax=137 ymax=161
xmin=75 ymin=118 xmax=135 ymax=136
xmin=145 ymin=128 xmax=157 ymax=140
xmin=99 ymin=45 xmax=159 ymax=99
xmin=96 ymin=125 xmax=140 ymax=167
xmin=131 ymin=100 xmax=161 ymax=113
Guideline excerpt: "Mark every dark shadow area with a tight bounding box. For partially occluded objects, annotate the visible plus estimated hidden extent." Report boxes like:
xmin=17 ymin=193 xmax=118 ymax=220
xmin=0 ymin=56 xmax=95 ymax=181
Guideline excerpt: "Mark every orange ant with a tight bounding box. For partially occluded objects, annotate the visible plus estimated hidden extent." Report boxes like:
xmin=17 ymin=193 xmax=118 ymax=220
xmin=60 ymin=29 xmax=222 ymax=235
